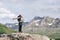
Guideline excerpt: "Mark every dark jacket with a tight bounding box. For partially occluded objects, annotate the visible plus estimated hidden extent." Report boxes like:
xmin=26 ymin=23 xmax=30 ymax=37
xmin=17 ymin=15 xmax=22 ymax=22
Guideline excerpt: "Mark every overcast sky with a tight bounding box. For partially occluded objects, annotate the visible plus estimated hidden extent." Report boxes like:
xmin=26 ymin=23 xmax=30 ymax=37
xmin=0 ymin=0 xmax=60 ymax=24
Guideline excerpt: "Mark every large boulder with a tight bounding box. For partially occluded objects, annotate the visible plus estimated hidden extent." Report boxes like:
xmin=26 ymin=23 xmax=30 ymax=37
xmin=9 ymin=33 xmax=50 ymax=40
xmin=0 ymin=33 xmax=50 ymax=40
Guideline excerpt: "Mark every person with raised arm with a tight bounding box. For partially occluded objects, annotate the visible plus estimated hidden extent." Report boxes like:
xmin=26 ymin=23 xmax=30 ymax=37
xmin=13 ymin=14 xmax=23 ymax=32
xmin=17 ymin=15 xmax=23 ymax=32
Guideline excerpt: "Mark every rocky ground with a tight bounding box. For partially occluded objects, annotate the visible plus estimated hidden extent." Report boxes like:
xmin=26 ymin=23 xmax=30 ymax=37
xmin=0 ymin=33 xmax=50 ymax=40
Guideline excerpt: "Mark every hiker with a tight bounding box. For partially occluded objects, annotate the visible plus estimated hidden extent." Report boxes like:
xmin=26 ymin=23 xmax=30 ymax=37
xmin=17 ymin=15 xmax=23 ymax=32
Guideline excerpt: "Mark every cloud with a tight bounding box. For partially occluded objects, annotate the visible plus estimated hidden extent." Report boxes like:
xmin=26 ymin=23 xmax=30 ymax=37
xmin=0 ymin=8 xmax=17 ymax=19
xmin=0 ymin=0 xmax=60 ymax=23
xmin=0 ymin=8 xmax=17 ymax=24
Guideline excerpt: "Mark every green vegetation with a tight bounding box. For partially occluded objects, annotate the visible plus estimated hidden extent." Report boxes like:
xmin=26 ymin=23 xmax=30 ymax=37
xmin=0 ymin=23 xmax=16 ymax=34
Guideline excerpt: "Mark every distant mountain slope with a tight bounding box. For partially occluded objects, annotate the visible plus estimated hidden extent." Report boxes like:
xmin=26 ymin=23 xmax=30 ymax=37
xmin=24 ymin=16 xmax=60 ymax=28
xmin=5 ymin=22 xmax=29 ymax=30
xmin=22 ymin=16 xmax=60 ymax=39
xmin=0 ymin=23 xmax=15 ymax=34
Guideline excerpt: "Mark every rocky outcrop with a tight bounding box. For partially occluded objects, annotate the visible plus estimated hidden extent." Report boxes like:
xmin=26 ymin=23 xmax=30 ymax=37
xmin=0 ymin=33 xmax=50 ymax=40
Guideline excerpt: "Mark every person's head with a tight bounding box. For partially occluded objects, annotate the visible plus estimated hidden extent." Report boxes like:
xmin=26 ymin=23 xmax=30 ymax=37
xmin=18 ymin=14 xmax=22 ymax=17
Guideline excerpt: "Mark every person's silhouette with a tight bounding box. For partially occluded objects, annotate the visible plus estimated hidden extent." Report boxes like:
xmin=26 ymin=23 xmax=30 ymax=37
xmin=17 ymin=15 xmax=23 ymax=32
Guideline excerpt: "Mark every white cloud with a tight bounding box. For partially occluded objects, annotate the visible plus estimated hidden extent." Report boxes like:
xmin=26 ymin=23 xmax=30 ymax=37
xmin=0 ymin=8 xmax=17 ymax=19
xmin=0 ymin=8 xmax=11 ymax=13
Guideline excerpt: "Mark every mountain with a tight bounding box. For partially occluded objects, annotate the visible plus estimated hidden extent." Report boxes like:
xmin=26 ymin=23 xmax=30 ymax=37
xmin=22 ymin=16 xmax=60 ymax=38
xmin=25 ymin=16 xmax=60 ymax=28
xmin=5 ymin=23 xmax=18 ymax=30
xmin=5 ymin=16 xmax=60 ymax=30
xmin=4 ymin=16 xmax=60 ymax=38
xmin=4 ymin=16 xmax=60 ymax=39
xmin=0 ymin=23 xmax=15 ymax=34
xmin=5 ymin=22 xmax=29 ymax=30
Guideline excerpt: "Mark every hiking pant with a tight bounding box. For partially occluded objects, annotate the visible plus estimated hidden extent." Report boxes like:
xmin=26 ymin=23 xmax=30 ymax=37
xmin=18 ymin=22 xmax=22 ymax=32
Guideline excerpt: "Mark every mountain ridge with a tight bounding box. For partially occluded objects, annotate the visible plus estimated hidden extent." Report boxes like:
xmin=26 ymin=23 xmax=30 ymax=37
xmin=5 ymin=16 xmax=60 ymax=30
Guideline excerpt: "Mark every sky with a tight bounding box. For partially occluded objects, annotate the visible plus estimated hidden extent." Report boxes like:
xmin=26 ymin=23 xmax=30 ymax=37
xmin=0 ymin=0 xmax=60 ymax=24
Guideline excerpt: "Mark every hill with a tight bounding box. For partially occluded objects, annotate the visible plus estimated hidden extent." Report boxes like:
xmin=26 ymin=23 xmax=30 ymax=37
xmin=0 ymin=23 xmax=15 ymax=34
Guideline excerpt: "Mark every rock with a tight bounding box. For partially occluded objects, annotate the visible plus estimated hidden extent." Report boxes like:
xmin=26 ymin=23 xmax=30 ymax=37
xmin=9 ymin=33 xmax=50 ymax=40
xmin=0 ymin=33 xmax=50 ymax=40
